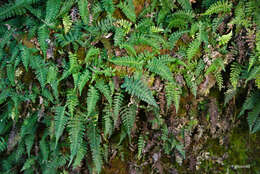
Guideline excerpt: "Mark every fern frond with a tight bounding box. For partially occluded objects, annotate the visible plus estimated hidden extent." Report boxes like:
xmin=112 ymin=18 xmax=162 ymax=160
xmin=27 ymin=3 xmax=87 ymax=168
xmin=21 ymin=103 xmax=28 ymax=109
xmin=68 ymin=114 xmax=85 ymax=165
xmin=78 ymin=0 xmax=89 ymax=25
xmin=38 ymin=25 xmax=49 ymax=59
xmin=87 ymin=122 xmax=103 ymax=173
xmin=102 ymin=104 xmax=113 ymax=138
xmin=85 ymin=47 xmax=100 ymax=64
xmin=165 ymin=82 xmax=181 ymax=112
xmin=239 ymin=91 xmax=260 ymax=117
xmin=0 ymin=2 xmax=27 ymax=20
xmin=21 ymin=47 xmax=31 ymax=72
xmin=35 ymin=67 xmax=47 ymax=90
xmin=78 ymin=69 xmax=91 ymax=96
xmin=69 ymin=52 xmax=80 ymax=74
xmin=137 ymin=135 xmax=145 ymax=160
xmin=109 ymin=56 xmax=143 ymax=69
xmin=95 ymin=80 xmax=112 ymax=106
xmin=73 ymin=142 xmax=87 ymax=168
xmin=230 ymin=62 xmax=241 ymax=89
xmin=66 ymin=89 xmax=79 ymax=117
xmin=146 ymin=58 xmax=174 ymax=82
xmin=121 ymin=104 xmax=137 ymax=137
xmin=215 ymin=72 xmax=223 ymax=91
xmin=63 ymin=15 xmax=73 ymax=34
xmin=177 ymin=0 xmax=192 ymax=10
xmin=102 ymin=0 xmax=115 ymax=15
xmin=87 ymin=86 xmax=99 ymax=117
xmin=117 ymin=1 xmax=136 ymax=23
xmin=187 ymin=38 xmax=201 ymax=61
xmin=121 ymin=77 xmax=158 ymax=107
xmin=113 ymin=92 xmax=124 ymax=126
xmin=45 ymin=0 xmax=62 ymax=23
xmin=54 ymin=106 xmax=68 ymax=148
xmin=168 ymin=30 xmax=189 ymax=49
xmin=218 ymin=31 xmax=232 ymax=46
xmin=0 ymin=137 xmax=7 ymax=152
xmin=247 ymin=102 xmax=260 ymax=133
xmin=203 ymin=1 xmax=232 ymax=16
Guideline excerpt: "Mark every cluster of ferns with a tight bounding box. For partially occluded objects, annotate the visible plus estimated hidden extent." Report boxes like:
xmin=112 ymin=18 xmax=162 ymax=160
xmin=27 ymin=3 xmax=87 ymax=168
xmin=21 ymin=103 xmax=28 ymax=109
xmin=0 ymin=0 xmax=259 ymax=173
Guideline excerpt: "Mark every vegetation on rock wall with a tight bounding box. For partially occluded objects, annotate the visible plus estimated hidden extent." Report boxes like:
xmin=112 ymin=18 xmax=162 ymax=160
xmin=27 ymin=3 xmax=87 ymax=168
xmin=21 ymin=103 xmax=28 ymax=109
xmin=0 ymin=0 xmax=259 ymax=173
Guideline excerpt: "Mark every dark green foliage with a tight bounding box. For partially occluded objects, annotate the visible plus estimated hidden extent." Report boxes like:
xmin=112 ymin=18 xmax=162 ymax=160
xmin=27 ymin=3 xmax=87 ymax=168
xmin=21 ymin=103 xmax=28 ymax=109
xmin=0 ymin=0 xmax=259 ymax=173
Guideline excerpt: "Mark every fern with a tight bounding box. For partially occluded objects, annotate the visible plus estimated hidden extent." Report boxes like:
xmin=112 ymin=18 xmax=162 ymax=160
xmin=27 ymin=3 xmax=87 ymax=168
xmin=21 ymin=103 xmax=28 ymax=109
xmin=177 ymin=0 xmax=192 ymax=10
xmin=203 ymin=1 xmax=232 ymax=16
xmin=239 ymin=91 xmax=260 ymax=118
xmin=78 ymin=69 xmax=91 ymax=96
xmin=54 ymin=106 xmax=68 ymax=148
xmin=168 ymin=30 xmax=189 ymax=49
xmin=137 ymin=135 xmax=145 ymax=160
xmin=45 ymin=0 xmax=62 ymax=23
xmin=146 ymin=58 xmax=174 ymax=82
xmin=38 ymin=25 xmax=49 ymax=59
xmin=121 ymin=77 xmax=158 ymax=107
xmin=66 ymin=89 xmax=79 ymax=117
xmin=215 ymin=72 xmax=224 ymax=91
xmin=0 ymin=2 xmax=27 ymax=20
xmin=117 ymin=0 xmax=136 ymax=23
xmin=87 ymin=122 xmax=103 ymax=173
xmin=68 ymin=114 xmax=85 ymax=165
xmin=218 ymin=31 xmax=232 ymax=46
xmin=21 ymin=46 xmax=31 ymax=72
xmin=95 ymin=80 xmax=112 ymax=106
xmin=73 ymin=142 xmax=87 ymax=168
xmin=112 ymin=92 xmax=124 ymax=126
xmin=102 ymin=0 xmax=115 ymax=15
xmin=121 ymin=104 xmax=137 ymax=137
xmin=102 ymin=104 xmax=113 ymax=138
xmin=187 ymin=37 xmax=201 ymax=62
xmin=230 ymin=62 xmax=241 ymax=89
xmin=63 ymin=15 xmax=73 ymax=34
xmin=165 ymin=82 xmax=181 ymax=112
xmin=87 ymin=86 xmax=99 ymax=117
xmin=78 ymin=0 xmax=89 ymax=25
xmin=109 ymin=56 xmax=143 ymax=69
xmin=0 ymin=137 xmax=7 ymax=152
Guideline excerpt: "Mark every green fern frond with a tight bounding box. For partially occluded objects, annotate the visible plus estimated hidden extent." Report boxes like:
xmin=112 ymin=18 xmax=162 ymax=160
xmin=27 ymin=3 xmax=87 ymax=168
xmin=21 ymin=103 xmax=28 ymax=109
xmin=63 ymin=15 xmax=73 ymax=34
xmin=218 ymin=31 xmax=232 ymax=46
xmin=187 ymin=38 xmax=201 ymax=61
xmin=109 ymin=56 xmax=143 ymax=69
xmin=73 ymin=142 xmax=87 ymax=168
xmin=87 ymin=86 xmax=100 ymax=117
xmin=38 ymin=25 xmax=49 ymax=59
xmin=21 ymin=47 xmax=31 ymax=72
xmin=239 ymin=91 xmax=260 ymax=117
xmin=78 ymin=69 xmax=91 ymax=96
xmin=78 ymin=0 xmax=89 ymax=25
xmin=137 ymin=135 xmax=145 ymax=160
xmin=0 ymin=2 xmax=27 ymax=21
xmin=102 ymin=104 xmax=113 ymax=138
xmin=215 ymin=72 xmax=223 ymax=91
xmin=35 ymin=67 xmax=47 ymax=90
xmin=230 ymin=62 xmax=241 ymax=89
xmin=0 ymin=137 xmax=7 ymax=152
xmin=203 ymin=1 xmax=232 ymax=16
xmin=121 ymin=104 xmax=137 ymax=137
xmin=95 ymin=80 xmax=112 ymax=106
xmin=102 ymin=0 xmax=115 ymax=15
xmin=146 ymin=58 xmax=174 ymax=82
xmin=85 ymin=47 xmax=100 ymax=64
xmin=87 ymin=122 xmax=103 ymax=173
xmin=54 ymin=106 xmax=68 ymax=148
xmin=68 ymin=114 xmax=85 ymax=166
xmin=247 ymin=101 xmax=260 ymax=133
xmin=113 ymin=92 xmax=124 ymax=126
xmin=168 ymin=30 xmax=189 ymax=49
xmin=177 ymin=0 xmax=192 ymax=10
xmin=121 ymin=77 xmax=158 ymax=107
xmin=66 ymin=89 xmax=79 ymax=117
xmin=45 ymin=0 xmax=62 ymax=23
xmin=69 ymin=52 xmax=80 ymax=74
xmin=117 ymin=0 xmax=136 ymax=23
xmin=165 ymin=82 xmax=181 ymax=112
